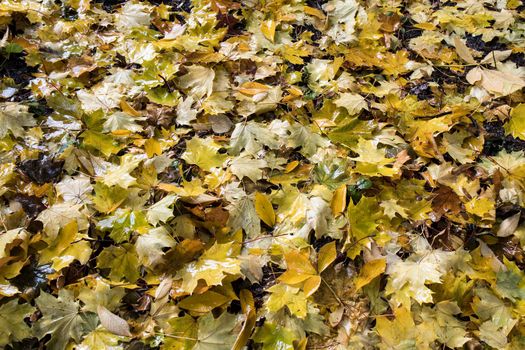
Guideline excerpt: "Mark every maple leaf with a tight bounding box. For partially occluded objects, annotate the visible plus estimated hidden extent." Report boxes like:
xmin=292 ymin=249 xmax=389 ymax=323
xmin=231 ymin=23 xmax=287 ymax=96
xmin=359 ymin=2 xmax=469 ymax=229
xmin=505 ymin=103 xmax=525 ymax=141
xmin=229 ymin=154 xmax=267 ymax=182
xmin=419 ymin=301 xmax=470 ymax=348
xmin=226 ymin=191 xmax=261 ymax=239
xmin=103 ymin=111 xmax=145 ymax=133
xmin=4 ymin=0 xmax=525 ymax=348
xmin=37 ymin=202 xmax=89 ymax=240
xmin=56 ymin=175 xmax=93 ymax=204
xmin=323 ymin=0 xmax=360 ymax=44
xmin=146 ymin=194 xmax=177 ymax=225
xmin=182 ymin=137 xmax=228 ymax=171
xmin=266 ymin=284 xmax=308 ymax=318
xmin=177 ymin=66 xmax=215 ymax=99
xmin=334 ymin=92 xmax=368 ymax=115
xmin=478 ymin=320 xmax=509 ymax=348
xmin=0 ymin=299 xmax=35 ymax=346
xmin=286 ymin=122 xmax=330 ymax=157
xmin=136 ymin=227 xmax=176 ymax=267
xmin=176 ymin=96 xmax=198 ymax=126
xmin=77 ymin=327 xmax=128 ymax=350
xmin=177 ymin=242 xmax=241 ymax=293
xmin=115 ymin=1 xmax=152 ymax=30
xmin=385 ymin=249 xmax=454 ymax=305
xmin=0 ymin=102 xmax=35 ymax=138
xmin=466 ymin=67 xmax=525 ymax=96
xmin=431 ymin=186 xmax=462 ymax=217
xmin=162 ymin=314 xmax=197 ymax=349
xmin=97 ymin=244 xmax=140 ymax=282
xmin=376 ymin=307 xmax=416 ymax=349
xmin=35 ymin=290 xmax=96 ymax=350
xmin=350 ymin=139 xmax=396 ymax=177
xmin=39 ymin=221 xmax=92 ymax=271
xmin=347 ymin=196 xmax=382 ymax=257
xmin=229 ymin=121 xmax=280 ymax=155
xmin=98 ymin=209 xmax=150 ymax=243
xmin=92 ymin=182 xmax=128 ymax=214
xmin=193 ymin=313 xmax=239 ymax=350
xmin=100 ymin=154 xmax=143 ymax=189
xmin=76 ymin=277 xmax=126 ymax=313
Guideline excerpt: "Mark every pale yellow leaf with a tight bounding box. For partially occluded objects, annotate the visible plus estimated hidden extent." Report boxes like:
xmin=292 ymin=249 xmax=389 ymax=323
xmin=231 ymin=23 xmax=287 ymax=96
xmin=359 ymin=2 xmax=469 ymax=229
xmin=453 ymin=37 xmax=476 ymax=64
xmin=97 ymin=305 xmax=132 ymax=337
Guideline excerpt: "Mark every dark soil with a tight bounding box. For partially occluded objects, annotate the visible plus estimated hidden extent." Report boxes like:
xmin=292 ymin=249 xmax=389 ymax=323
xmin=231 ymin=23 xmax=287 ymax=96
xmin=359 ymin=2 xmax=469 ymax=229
xmin=93 ymin=0 xmax=127 ymax=12
xmin=409 ymin=82 xmax=433 ymax=100
xmin=305 ymin=0 xmax=328 ymax=10
xmin=0 ymin=52 xmax=37 ymax=85
xmin=18 ymin=155 xmax=64 ymax=185
xmin=15 ymin=195 xmax=46 ymax=218
xmin=483 ymin=121 xmax=525 ymax=156
xmin=465 ymin=34 xmax=506 ymax=54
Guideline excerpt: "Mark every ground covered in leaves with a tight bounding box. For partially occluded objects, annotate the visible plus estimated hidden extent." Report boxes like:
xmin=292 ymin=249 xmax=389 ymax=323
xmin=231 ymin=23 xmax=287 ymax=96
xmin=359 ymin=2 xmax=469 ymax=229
xmin=1 ymin=0 xmax=525 ymax=349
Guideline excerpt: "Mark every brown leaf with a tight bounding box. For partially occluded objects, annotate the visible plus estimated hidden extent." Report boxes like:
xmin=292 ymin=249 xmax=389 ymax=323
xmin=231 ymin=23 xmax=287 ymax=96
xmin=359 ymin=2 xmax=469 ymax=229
xmin=432 ymin=186 xmax=462 ymax=217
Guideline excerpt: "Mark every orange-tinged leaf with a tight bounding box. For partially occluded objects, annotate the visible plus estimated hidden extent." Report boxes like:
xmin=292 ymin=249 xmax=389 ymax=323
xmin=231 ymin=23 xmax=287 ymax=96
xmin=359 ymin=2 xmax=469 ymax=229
xmin=331 ymin=184 xmax=347 ymax=216
xmin=238 ymin=81 xmax=270 ymax=96
xmin=285 ymin=160 xmax=299 ymax=173
xmin=317 ymin=241 xmax=337 ymax=273
xmin=354 ymin=258 xmax=386 ymax=290
xmin=255 ymin=192 xmax=275 ymax=226
xmin=279 ymin=250 xmax=317 ymax=284
xmin=303 ymin=6 xmax=325 ymax=20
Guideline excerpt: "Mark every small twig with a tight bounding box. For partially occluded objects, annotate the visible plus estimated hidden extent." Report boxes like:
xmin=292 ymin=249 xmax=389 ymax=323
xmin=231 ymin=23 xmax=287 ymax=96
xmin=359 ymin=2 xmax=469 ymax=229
xmin=321 ymin=277 xmax=344 ymax=306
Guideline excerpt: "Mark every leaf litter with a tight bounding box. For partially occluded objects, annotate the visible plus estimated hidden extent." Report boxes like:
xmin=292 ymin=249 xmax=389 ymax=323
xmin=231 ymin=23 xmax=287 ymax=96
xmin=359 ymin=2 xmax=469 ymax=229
xmin=0 ymin=0 xmax=525 ymax=349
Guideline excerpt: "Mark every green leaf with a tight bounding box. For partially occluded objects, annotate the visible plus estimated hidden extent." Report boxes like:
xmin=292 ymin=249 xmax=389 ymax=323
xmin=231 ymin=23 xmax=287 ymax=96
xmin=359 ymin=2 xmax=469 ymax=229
xmin=252 ymin=322 xmax=295 ymax=350
xmin=81 ymin=130 xmax=123 ymax=157
xmin=162 ymin=314 xmax=197 ymax=350
xmin=98 ymin=209 xmax=150 ymax=243
xmin=182 ymin=137 xmax=228 ymax=171
xmin=193 ymin=312 xmax=238 ymax=350
xmin=5 ymin=43 xmax=23 ymax=53
xmin=35 ymin=290 xmax=95 ymax=350
xmin=97 ymin=244 xmax=140 ymax=282
xmin=79 ymin=326 xmax=129 ymax=349
xmin=347 ymin=196 xmax=381 ymax=258
xmin=0 ymin=299 xmax=35 ymax=346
